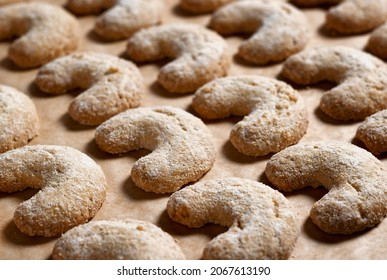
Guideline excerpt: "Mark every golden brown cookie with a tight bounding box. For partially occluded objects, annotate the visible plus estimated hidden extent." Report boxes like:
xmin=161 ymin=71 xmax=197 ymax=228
xmin=0 ymin=145 xmax=107 ymax=237
xmin=179 ymin=0 xmax=232 ymax=13
xmin=0 ymin=85 xmax=39 ymax=153
xmin=95 ymin=106 xmax=216 ymax=193
xmin=367 ymin=22 xmax=387 ymax=60
xmin=0 ymin=2 xmax=80 ymax=68
xmin=52 ymin=219 xmax=186 ymax=260
xmin=126 ymin=23 xmax=230 ymax=93
xmin=281 ymin=46 xmax=387 ymax=120
xmin=67 ymin=0 xmax=163 ymax=41
xmin=265 ymin=141 xmax=387 ymax=234
xmin=167 ymin=177 xmax=299 ymax=259
xmin=192 ymin=75 xmax=308 ymax=156
xmin=293 ymin=0 xmax=387 ymax=34
xmin=208 ymin=0 xmax=310 ymax=65
xmin=356 ymin=109 xmax=387 ymax=155
xmin=35 ymin=52 xmax=144 ymax=125
xmin=325 ymin=0 xmax=387 ymax=34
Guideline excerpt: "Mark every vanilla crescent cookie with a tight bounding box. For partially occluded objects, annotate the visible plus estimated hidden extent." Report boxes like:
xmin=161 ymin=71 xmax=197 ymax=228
xmin=208 ymin=0 xmax=310 ymax=65
xmin=265 ymin=141 xmax=387 ymax=234
xmin=0 ymin=2 xmax=80 ymax=68
xmin=367 ymin=22 xmax=387 ymax=60
xmin=0 ymin=85 xmax=39 ymax=153
xmin=126 ymin=23 xmax=230 ymax=93
xmin=167 ymin=177 xmax=299 ymax=259
xmin=95 ymin=106 xmax=216 ymax=193
xmin=192 ymin=76 xmax=308 ymax=156
xmin=356 ymin=109 xmax=387 ymax=155
xmin=281 ymin=46 xmax=387 ymax=120
xmin=292 ymin=0 xmax=387 ymax=34
xmin=0 ymin=145 xmax=107 ymax=237
xmin=179 ymin=0 xmax=233 ymax=13
xmin=66 ymin=0 xmax=163 ymax=41
xmin=35 ymin=52 xmax=144 ymax=125
xmin=52 ymin=219 xmax=186 ymax=260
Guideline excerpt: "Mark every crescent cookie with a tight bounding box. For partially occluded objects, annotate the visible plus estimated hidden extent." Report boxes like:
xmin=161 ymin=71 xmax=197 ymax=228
xmin=0 ymin=145 xmax=107 ymax=237
xmin=208 ymin=0 xmax=310 ymax=65
xmin=367 ymin=22 xmax=387 ymax=60
xmin=35 ymin=52 xmax=144 ymax=125
xmin=167 ymin=177 xmax=299 ymax=259
xmin=95 ymin=106 xmax=216 ymax=193
xmin=127 ymin=23 xmax=230 ymax=93
xmin=0 ymin=85 xmax=39 ymax=153
xmin=265 ymin=141 xmax=387 ymax=234
xmin=52 ymin=219 xmax=186 ymax=260
xmin=281 ymin=46 xmax=387 ymax=120
xmin=66 ymin=0 xmax=164 ymax=41
xmin=292 ymin=0 xmax=387 ymax=34
xmin=356 ymin=109 xmax=387 ymax=155
xmin=0 ymin=2 xmax=80 ymax=68
xmin=192 ymin=75 xmax=308 ymax=156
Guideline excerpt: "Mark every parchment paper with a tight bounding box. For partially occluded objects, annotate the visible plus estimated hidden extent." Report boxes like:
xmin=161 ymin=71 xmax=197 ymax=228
xmin=0 ymin=0 xmax=386 ymax=260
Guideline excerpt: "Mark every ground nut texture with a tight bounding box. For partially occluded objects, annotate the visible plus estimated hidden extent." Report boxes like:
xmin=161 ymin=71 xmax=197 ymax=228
xmin=167 ymin=177 xmax=299 ymax=260
xmin=192 ymin=75 xmax=308 ymax=156
xmin=265 ymin=141 xmax=387 ymax=234
xmin=0 ymin=145 xmax=107 ymax=237
xmin=95 ymin=106 xmax=216 ymax=193
xmin=356 ymin=109 xmax=387 ymax=155
xmin=281 ymin=46 xmax=387 ymax=120
xmin=52 ymin=219 xmax=186 ymax=260
xmin=126 ymin=23 xmax=230 ymax=93
xmin=0 ymin=2 xmax=80 ymax=68
xmin=0 ymin=85 xmax=39 ymax=153
xmin=35 ymin=52 xmax=144 ymax=125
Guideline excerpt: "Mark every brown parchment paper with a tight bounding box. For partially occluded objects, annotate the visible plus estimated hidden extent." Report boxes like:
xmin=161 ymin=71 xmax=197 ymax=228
xmin=0 ymin=0 xmax=386 ymax=260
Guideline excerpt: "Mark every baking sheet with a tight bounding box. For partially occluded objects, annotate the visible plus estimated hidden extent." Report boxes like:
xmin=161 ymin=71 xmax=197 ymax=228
xmin=0 ymin=0 xmax=386 ymax=260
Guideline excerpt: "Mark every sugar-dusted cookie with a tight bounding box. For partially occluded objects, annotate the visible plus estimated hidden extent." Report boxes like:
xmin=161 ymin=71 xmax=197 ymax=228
xmin=265 ymin=141 xmax=387 ymax=234
xmin=168 ymin=177 xmax=299 ymax=259
xmin=0 ymin=2 xmax=80 ymax=68
xmin=0 ymin=85 xmax=39 ymax=153
xmin=52 ymin=219 xmax=185 ymax=260
xmin=281 ymin=46 xmax=387 ymax=120
xmin=127 ymin=23 xmax=230 ymax=93
xmin=209 ymin=0 xmax=310 ymax=64
xmin=192 ymin=75 xmax=308 ymax=156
